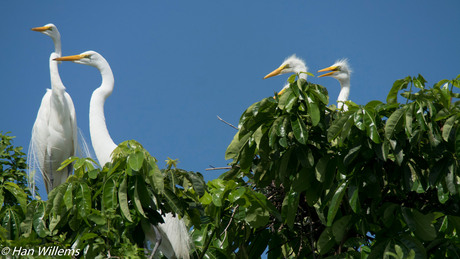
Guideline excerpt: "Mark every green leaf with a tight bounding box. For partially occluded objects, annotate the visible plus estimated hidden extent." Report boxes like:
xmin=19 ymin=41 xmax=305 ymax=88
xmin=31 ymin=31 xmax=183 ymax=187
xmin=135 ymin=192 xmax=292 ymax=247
xmin=405 ymin=103 xmax=415 ymax=136
xmin=291 ymin=116 xmax=308 ymax=144
xmin=332 ymin=215 xmax=352 ymax=242
xmin=343 ymin=145 xmax=361 ymax=166
xmin=348 ymin=182 xmax=359 ymax=213
xmin=268 ymin=116 xmax=283 ymax=147
xmin=328 ymin=115 xmax=349 ymax=142
xmin=437 ymin=183 xmax=449 ymax=204
xmin=76 ymin=182 xmax=91 ymax=219
xmin=327 ymin=180 xmax=348 ymax=226
xmin=245 ymin=205 xmax=270 ymax=229
xmin=102 ymin=178 xmax=117 ymax=211
xmin=200 ymin=191 xmax=212 ymax=205
xmin=118 ymin=175 xmax=132 ymax=222
xmin=88 ymin=210 xmax=106 ymax=225
xmin=281 ymin=189 xmax=300 ymax=229
xmin=383 ymin=203 xmax=399 ymax=228
xmin=385 ymin=108 xmax=406 ymax=139
xmin=187 ymin=171 xmax=206 ymax=197
xmin=443 ymin=115 xmax=457 ymax=142
xmin=148 ymin=159 xmax=164 ymax=193
xmin=3 ymin=182 xmax=27 ymax=212
xmin=248 ymin=229 xmax=270 ymax=258
xmin=402 ymin=208 xmax=436 ymax=241
xmin=134 ymin=178 xmax=147 ymax=218
xmin=354 ymin=109 xmax=365 ymax=131
xmin=225 ymin=131 xmax=251 ymax=160
xmin=278 ymin=90 xmax=296 ymax=111
xmin=415 ymin=102 xmax=427 ymax=131
xmin=128 ymin=150 xmax=144 ymax=171
xmin=2 ymin=208 xmax=22 ymax=240
xmin=456 ymin=126 xmax=460 ymax=157
xmin=306 ymin=95 xmax=320 ymax=126
xmin=399 ymin=234 xmax=427 ymax=259
xmin=239 ymin=142 xmax=256 ymax=172
xmin=317 ymin=227 xmax=335 ymax=255
xmin=315 ymin=156 xmax=329 ymax=182
xmin=311 ymin=85 xmax=329 ymax=105
xmin=164 ymin=188 xmax=184 ymax=215
xmin=51 ymin=184 xmax=66 ymax=215
xmin=229 ymin=188 xmax=246 ymax=203
xmin=363 ymin=108 xmax=380 ymax=143
xmin=32 ymin=201 xmax=48 ymax=237
xmin=387 ymin=77 xmax=410 ymax=104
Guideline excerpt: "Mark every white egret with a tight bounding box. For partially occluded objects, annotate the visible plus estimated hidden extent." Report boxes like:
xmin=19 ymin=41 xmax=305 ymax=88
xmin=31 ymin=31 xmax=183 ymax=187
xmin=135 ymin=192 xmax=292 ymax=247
xmin=318 ymin=59 xmax=352 ymax=111
xmin=55 ymin=51 xmax=190 ymax=259
xmin=28 ymin=24 xmax=77 ymax=194
xmin=263 ymin=54 xmax=308 ymax=95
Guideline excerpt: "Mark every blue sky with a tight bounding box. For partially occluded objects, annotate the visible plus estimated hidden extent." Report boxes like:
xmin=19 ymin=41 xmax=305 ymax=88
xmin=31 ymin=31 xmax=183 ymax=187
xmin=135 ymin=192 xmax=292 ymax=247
xmin=2 ymin=1 xmax=460 ymax=200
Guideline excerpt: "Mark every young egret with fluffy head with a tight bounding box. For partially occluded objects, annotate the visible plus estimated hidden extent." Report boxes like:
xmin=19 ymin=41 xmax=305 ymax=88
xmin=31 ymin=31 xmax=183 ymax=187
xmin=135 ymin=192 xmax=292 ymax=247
xmin=55 ymin=51 xmax=190 ymax=259
xmin=263 ymin=54 xmax=308 ymax=96
xmin=318 ymin=59 xmax=352 ymax=111
xmin=29 ymin=23 xmax=78 ymax=194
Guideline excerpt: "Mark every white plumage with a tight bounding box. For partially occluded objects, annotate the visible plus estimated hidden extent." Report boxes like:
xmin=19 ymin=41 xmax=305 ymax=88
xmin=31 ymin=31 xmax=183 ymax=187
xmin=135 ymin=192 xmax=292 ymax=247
xmin=28 ymin=24 xmax=77 ymax=194
xmin=263 ymin=54 xmax=308 ymax=95
xmin=318 ymin=59 xmax=352 ymax=111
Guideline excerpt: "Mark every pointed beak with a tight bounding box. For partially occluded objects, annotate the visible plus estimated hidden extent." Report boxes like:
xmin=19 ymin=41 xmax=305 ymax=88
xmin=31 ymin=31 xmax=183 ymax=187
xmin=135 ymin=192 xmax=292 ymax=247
xmin=317 ymin=65 xmax=338 ymax=78
xmin=278 ymin=87 xmax=288 ymax=96
xmin=31 ymin=26 xmax=51 ymax=32
xmin=54 ymin=54 xmax=86 ymax=62
xmin=263 ymin=64 xmax=287 ymax=79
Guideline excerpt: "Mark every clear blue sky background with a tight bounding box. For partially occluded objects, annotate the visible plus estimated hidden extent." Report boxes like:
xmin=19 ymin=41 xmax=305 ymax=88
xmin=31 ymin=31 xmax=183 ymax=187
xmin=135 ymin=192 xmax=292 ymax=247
xmin=2 ymin=1 xmax=460 ymax=200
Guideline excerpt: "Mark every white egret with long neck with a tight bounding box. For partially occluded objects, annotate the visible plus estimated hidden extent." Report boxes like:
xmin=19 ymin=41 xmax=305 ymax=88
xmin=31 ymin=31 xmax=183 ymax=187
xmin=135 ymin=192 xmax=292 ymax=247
xmin=263 ymin=54 xmax=308 ymax=95
xmin=318 ymin=59 xmax=352 ymax=111
xmin=28 ymin=23 xmax=77 ymax=194
xmin=55 ymin=51 xmax=190 ymax=259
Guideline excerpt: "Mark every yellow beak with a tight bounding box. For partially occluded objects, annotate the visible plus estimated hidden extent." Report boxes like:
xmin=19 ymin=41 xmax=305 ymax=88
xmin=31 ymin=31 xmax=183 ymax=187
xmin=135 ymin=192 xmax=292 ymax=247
xmin=54 ymin=54 xmax=87 ymax=61
xmin=263 ymin=64 xmax=287 ymax=79
xmin=317 ymin=65 xmax=338 ymax=78
xmin=278 ymin=87 xmax=288 ymax=96
xmin=31 ymin=26 xmax=51 ymax=32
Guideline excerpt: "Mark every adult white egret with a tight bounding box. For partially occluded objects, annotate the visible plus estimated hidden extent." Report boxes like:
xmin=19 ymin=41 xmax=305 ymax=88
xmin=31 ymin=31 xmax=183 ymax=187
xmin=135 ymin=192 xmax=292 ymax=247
xmin=318 ymin=59 xmax=352 ymax=111
xmin=263 ymin=54 xmax=308 ymax=95
xmin=55 ymin=51 xmax=190 ymax=259
xmin=28 ymin=24 xmax=77 ymax=194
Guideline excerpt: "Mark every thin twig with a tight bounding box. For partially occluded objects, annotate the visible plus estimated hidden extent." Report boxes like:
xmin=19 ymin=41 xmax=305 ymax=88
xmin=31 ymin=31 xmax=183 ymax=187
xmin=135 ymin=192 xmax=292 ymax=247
xmin=219 ymin=205 xmax=240 ymax=248
xmin=220 ymin=205 xmax=239 ymax=237
xmin=217 ymin=115 xmax=238 ymax=130
xmin=205 ymin=166 xmax=232 ymax=171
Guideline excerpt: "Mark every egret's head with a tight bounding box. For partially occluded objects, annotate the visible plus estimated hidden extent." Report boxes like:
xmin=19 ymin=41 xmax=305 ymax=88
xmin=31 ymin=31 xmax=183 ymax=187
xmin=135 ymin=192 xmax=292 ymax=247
xmin=318 ymin=59 xmax=352 ymax=81
xmin=53 ymin=51 xmax=103 ymax=68
xmin=264 ymin=54 xmax=308 ymax=79
xmin=31 ymin=23 xmax=60 ymax=40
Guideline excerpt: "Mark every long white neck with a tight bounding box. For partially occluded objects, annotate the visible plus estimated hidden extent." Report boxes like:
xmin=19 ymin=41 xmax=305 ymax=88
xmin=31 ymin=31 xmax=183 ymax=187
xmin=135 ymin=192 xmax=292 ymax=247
xmin=90 ymin=59 xmax=118 ymax=166
xmin=49 ymin=53 xmax=65 ymax=93
xmin=337 ymin=78 xmax=350 ymax=110
xmin=52 ymin=34 xmax=62 ymax=57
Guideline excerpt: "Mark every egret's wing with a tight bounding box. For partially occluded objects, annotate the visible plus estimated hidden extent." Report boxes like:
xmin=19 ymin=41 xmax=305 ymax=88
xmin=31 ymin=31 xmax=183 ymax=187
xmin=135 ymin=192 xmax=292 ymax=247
xmin=28 ymin=90 xmax=52 ymax=196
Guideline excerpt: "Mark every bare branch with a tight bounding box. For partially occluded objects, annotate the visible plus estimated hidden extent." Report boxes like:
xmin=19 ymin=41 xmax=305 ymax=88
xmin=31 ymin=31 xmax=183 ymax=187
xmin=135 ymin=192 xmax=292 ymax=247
xmin=205 ymin=166 xmax=232 ymax=171
xmin=217 ymin=115 xmax=238 ymax=130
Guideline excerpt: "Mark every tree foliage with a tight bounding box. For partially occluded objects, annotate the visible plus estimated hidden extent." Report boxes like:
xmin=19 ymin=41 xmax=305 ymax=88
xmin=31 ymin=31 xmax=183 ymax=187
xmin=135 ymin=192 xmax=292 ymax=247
xmin=220 ymin=73 xmax=460 ymax=258
xmin=1 ymin=73 xmax=460 ymax=258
